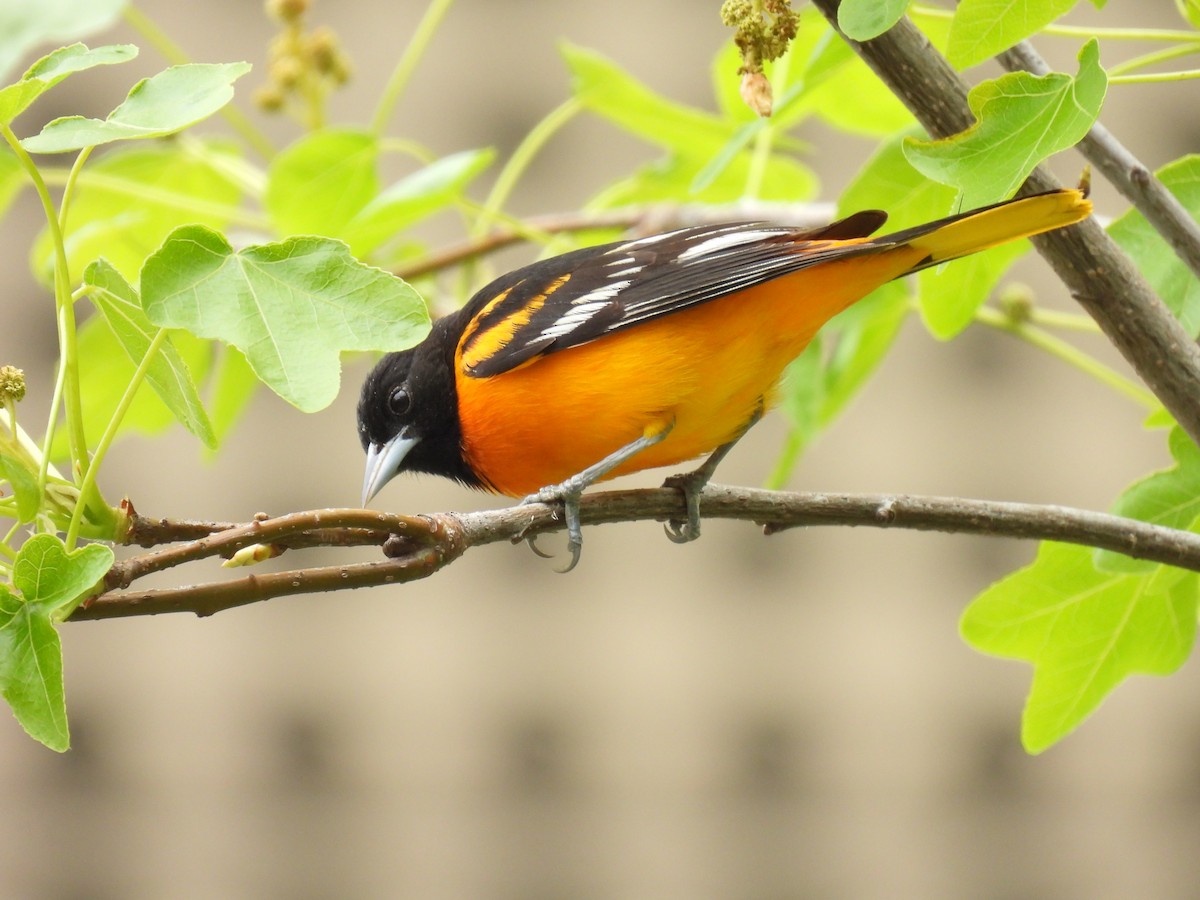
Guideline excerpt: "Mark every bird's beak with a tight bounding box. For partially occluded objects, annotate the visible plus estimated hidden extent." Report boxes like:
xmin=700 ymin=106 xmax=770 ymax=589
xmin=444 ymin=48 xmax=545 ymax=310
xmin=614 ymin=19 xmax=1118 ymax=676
xmin=361 ymin=432 xmax=419 ymax=506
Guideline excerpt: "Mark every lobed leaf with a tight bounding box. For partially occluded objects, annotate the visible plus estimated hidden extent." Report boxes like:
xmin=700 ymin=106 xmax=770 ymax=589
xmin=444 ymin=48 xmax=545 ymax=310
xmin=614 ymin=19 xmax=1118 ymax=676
xmin=140 ymin=226 xmax=430 ymax=413
xmin=22 ymin=62 xmax=250 ymax=153
xmin=962 ymin=541 xmax=1198 ymax=753
xmin=84 ymin=259 xmax=216 ymax=448
xmin=1096 ymin=429 xmax=1200 ymax=573
xmin=903 ymin=39 xmax=1105 ymax=209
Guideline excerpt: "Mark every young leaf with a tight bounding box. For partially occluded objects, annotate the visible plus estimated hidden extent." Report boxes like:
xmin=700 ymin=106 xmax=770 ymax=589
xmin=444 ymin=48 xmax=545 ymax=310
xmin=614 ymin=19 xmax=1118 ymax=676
xmin=0 ymin=584 xmax=68 ymax=751
xmin=265 ymin=129 xmax=380 ymax=239
xmin=33 ymin=140 xmax=244 ymax=285
xmin=838 ymin=0 xmax=909 ymax=41
xmin=948 ymin=0 xmax=1080 ymax=69
xmin=0 ymin=149 xmax=20 ymax=220
xmin=21 ymin=62 xmax=251 ymax=153
xmin=903 ymin=40 xmax=1106 ymax=209
xmin=0 ymin=452 xmax=40 ymax=522
xmin=0 ymin=535 xmax=113 ymax=751
xmin=140 ymin=226 xmax=429 ymax=413
xmin=342 ymin=148 xmax=496 ymax=258
xmin=1108 ymin=155 xmax=1200 ymax=335
xmin=85 ymin=259 xmax=216 ymax=448
xmin=0 ymin=0 xmax=126 ymax=82
xmin=0 ymin=43 xmax=136 ymax=126
xmin=1096 ymin=429 xmax=1200 ymax=573
xmin=961 ymin=541 xmax=1198 ymax=753
xmin=13 ymin=533 xmax=113 ymax=616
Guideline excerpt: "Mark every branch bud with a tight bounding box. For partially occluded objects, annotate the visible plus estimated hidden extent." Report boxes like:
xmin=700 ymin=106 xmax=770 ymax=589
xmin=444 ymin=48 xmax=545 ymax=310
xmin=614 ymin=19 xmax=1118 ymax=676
xmin=740 ymin=71 xmax=773 ymax=117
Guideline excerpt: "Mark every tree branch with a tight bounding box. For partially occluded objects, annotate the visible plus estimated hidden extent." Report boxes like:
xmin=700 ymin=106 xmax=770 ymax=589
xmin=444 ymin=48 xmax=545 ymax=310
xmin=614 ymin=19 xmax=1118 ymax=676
xmin=70 ymin=486 xmax=1200 ymax=620
xmin=998 ymin=40 xmax=1200 ymax=284
xmin=809 ymin=0 xmax=1200 ymax=448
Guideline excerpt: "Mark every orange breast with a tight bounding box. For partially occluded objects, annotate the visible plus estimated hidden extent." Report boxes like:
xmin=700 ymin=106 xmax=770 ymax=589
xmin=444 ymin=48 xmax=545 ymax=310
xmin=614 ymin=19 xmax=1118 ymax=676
xmin=454 ymin=249 xmax=920 ymax=497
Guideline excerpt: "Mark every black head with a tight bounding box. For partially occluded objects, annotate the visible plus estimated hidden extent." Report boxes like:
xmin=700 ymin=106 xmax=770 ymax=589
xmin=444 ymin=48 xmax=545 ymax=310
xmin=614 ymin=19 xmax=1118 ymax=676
xmin=357 ymin=316 xmax=481 ymax=505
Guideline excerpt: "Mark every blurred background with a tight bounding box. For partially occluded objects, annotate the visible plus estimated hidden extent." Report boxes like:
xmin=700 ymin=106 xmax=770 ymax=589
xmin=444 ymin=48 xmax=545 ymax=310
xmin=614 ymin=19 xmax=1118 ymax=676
xmin=2 ymin=1 xmax=1199 ymax=897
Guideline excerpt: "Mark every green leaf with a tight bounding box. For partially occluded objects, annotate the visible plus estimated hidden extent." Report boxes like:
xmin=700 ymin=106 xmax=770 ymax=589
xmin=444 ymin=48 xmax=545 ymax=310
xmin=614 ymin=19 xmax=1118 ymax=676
xmin=838 ymin=131 xmax=1023 ymax=339
xmin=903 ymin=39 xmax=1106 ymax=209
xmin=1177 ymin=0 xmax=1200 ymax=29
xmin=962 ymin=541 xmax=1198 ymax=752
xmin=565 ymin=43 xmax=736 ymax=156
xmin=33 ymin=140 xmax=244 ymax=285
xmin=1109 ymin=155 xmax=1200 ymax=335
xmin=0 ymin=452 xmax=40 ymax=521
xmin=51 ymin=314 xmax=213 ymax=460
xmin=140 ymin=226 xmax=430 ymax=413
xmin=266 ymin=129 xmax=379 ymax=239
xmin=22 ymin=62 xmax=251 ymax=153
xmin=818 ymin=281 xmax=909 ymax=426
xmin=838 ymin=0 xmax=909 ymax=40
xmin=85 ymin=259 xmax=216 ymax=448
xmin=0 ymin=584 xmax=67 ymax=751
xmin=0 ymin=43 xmax=136 ymax=126
xmin=0 ymin=535 xmax=113 ymax=751
xmin=919 ymin=241 xmax=1027 ymax=339
xmin=342 ymin=148 xmax=496 ymax=258
xmin=13 ymin=533 xmax=112 ymax=615
xmin=948 ymin=0 xmax=1080 ymax=69
xmin=1097 ymin=429 xmax=1200 ymax=573
xmin=0 ymin=149 xmax=21 ymax=221
xmin=0 ymin=0 xmax=127 ymax=82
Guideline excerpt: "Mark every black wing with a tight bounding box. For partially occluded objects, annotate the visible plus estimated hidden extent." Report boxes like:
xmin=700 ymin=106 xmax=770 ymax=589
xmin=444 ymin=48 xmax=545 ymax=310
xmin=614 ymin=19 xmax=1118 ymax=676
xmin=458 ymin=211 xmax=888 ymax=379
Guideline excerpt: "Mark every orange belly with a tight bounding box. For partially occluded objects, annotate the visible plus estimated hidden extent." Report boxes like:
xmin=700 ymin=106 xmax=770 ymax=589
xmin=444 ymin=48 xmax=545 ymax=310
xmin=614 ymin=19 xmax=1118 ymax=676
xmin=454 ymin=249 xmax=920 ymax=496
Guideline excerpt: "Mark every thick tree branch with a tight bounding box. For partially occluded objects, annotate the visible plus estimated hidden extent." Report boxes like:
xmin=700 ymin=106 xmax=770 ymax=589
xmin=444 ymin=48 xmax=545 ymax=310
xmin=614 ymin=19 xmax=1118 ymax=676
xmin=810 ymin=0 xmax=1200 ymax=448
xmin=70 ymin=486 xmax=1200 ymax=620
xmin=999 ymin=40 xmax=1200 ymax=284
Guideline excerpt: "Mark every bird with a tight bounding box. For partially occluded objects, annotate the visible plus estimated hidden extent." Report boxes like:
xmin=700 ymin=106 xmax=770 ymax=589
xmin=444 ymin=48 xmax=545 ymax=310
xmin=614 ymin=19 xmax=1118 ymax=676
xmin=358 ymin=187 xmax=1091 ymax=571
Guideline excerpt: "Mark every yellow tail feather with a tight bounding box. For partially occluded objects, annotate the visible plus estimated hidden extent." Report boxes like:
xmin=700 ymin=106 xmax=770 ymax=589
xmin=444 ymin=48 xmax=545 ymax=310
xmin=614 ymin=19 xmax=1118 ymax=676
xmin=895 ymin=188 xmax=1092 ymax=270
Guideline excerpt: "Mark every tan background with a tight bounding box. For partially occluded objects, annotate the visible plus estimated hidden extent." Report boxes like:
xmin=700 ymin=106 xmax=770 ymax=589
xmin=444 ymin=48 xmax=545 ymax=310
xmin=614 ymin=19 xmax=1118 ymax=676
xmin=2 ymin=1 xmax=1199 ymax=897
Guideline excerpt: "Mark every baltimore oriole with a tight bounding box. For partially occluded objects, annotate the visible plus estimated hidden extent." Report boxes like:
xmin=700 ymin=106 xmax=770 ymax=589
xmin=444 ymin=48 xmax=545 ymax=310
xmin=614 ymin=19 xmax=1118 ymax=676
xmin=359 ymin=188 xmax=1091 ymax=570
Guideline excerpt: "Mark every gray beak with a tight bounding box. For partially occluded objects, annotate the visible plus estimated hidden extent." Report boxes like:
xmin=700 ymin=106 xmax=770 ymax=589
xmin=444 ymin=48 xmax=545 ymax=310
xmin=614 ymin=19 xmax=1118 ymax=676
xmin=361 ymin=432 xmax=419 ymax=506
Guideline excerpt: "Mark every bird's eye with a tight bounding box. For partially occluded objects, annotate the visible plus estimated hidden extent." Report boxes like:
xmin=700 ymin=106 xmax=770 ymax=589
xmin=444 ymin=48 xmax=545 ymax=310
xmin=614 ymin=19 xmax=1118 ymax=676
xmin=387 ymin=386 xmax=412 ymax=417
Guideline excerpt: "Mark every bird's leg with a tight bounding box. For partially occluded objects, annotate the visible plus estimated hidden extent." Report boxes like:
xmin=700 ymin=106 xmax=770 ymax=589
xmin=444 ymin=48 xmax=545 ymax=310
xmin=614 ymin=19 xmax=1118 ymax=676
xmin=663 ymin=400 xmax=765 ymax=544
xmin=521 ymin=420 xmax=674 ymax=572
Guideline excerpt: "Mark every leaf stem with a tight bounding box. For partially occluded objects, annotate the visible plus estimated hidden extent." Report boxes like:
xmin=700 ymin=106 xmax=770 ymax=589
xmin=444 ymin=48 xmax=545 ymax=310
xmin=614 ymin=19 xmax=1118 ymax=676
xmin=0 ymin=124 xmax=90 ymax=494
xmin=1108 ymin=43 xmax=1200 ymax=78
xmin=472 ymin=98 xmax=583 ymax=239
xmin=122 ymin=6 xmax=276 ymax=159
xmin=976 ymin=307 xmax=1159 ymax=410
xmin=1109 ymin=69 xmax=1200 ymax=84
xmin=370 ymin=0 xmax=457 ymax=136
xmin=64 ymin=330 xmax=170 ymax=549
xmin=910 ymin=6 xmax=1200 ymax=42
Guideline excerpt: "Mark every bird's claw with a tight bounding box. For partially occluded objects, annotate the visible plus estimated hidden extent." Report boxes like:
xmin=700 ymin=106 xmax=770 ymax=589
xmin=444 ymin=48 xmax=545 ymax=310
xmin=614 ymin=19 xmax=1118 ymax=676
xmin=662 ymin=471 xmax=704 ymax=544
xmin=520 ymin=485 xmax=585 ymax=573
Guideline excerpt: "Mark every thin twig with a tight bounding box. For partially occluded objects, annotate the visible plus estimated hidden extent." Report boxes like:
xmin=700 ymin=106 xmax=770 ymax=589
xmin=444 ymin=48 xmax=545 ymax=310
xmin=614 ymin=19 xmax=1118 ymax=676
xmin=998 ymin=40 xmax=1200 ymax=284
xmin=809 ymin=0 xmax=1200 ymax=449
xmin=71 ymin=486 xmax=1200 ymax=620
